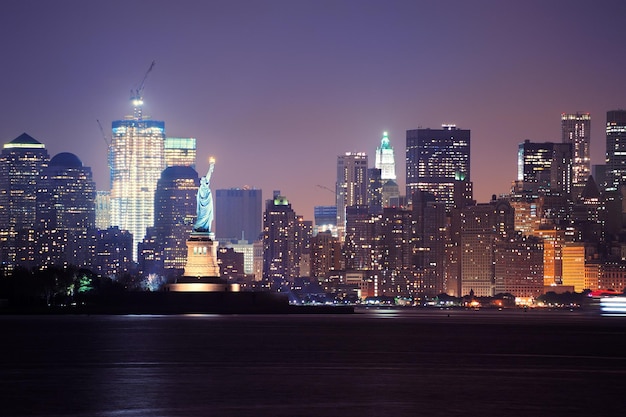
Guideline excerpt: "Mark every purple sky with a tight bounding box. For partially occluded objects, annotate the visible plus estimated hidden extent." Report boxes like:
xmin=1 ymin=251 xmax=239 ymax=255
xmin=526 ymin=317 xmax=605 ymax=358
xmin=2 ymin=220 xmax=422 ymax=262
xmin=1 ymin=0 xmax=625 ymax=220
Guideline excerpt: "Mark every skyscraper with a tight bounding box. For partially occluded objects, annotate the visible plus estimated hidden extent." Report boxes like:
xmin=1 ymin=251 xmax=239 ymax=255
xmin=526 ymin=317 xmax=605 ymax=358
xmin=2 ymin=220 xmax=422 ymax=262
xmin=93 ymin=227 xmax=133 ymax=279
xmin=378 ymin=207 xmax=414 ymax=272
xmin=375 ymin=132 xmax=400 ymax=207
xmin=344 ymin=205 xmax=376 ymax=271
xmin=459 ymin=199 xmax=514 ymax=297
xmin=0 ymin=133 xmax=50 ymax=270
xmin=215 ymin=188 xmax=262 ymax=244
xmin=154 ymin=166 xmax=199 ymax=272
xmin=336 ymin=152 xmax=368 ymax=239
xmin=95 ymin=191 xmax=111 ymax=230
xmin=367 ymin=167 xmax=383 ymax=215
xmin=313 ymin=205 xmax=337 ymax=236
xmin=494 ymin=235 xmax=544 ymax=298
xmin=605 ymin=110 xmax=626 ymax=192
xmin=35 ymin=152 xmax=96 ymax=268
xmin=262 ymin=194 xmax=299 ymax=285
xmin=412 ymin=190 xmax=448 ymax=295
xmin=406 ymin=125 xmax=470 ymax=211
xmin=561 ymin=112 xmax=591 ymax=196
xmin=310 ymin=231 xmax=342 ymax=279
xmin=517 ymin=140 xmax=572 ymax=195
xmin=109 ymin=97 xmax=165 ymax=261
xmin=375 ymin=131 xmax=396 ymax=181
xmin=164 ymin=137 xmax=196 ymax=169
xmin=39 ymin=152 xmax=96 ymax=232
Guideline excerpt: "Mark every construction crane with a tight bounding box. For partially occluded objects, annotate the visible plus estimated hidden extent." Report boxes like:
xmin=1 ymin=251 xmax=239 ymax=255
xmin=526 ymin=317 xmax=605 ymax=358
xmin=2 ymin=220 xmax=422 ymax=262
xmin=316 ymin=184 xmax=337 ymax=195
xmin=130 ymin=60 xmax=156 ymax=119
xmin=96 ymin=119 xmax=110 ymax=147
xmin=97 ymin=119 xmax=113 ymax=171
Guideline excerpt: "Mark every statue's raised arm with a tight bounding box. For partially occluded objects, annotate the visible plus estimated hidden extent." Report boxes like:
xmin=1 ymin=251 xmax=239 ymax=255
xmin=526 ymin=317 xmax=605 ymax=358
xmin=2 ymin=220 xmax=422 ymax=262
xmin=193 ymin=158 xmax=215 ymax=233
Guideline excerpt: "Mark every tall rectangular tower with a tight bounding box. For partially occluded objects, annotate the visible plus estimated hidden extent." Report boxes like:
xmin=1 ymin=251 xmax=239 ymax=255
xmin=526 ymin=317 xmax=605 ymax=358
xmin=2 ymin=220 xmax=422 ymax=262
xmin=561 ymin=113 xmax=591 ymax=196
xmin=36 ymin=152 xmax=96 ymax=269
xmin=459 ymin=200 xmax=514 ymax=297
xmin=605 ymin=110 xmax=626 ymax=192
xmin=153 ymin=166 xmax=199 ymax=272
xmin=0 ymin=133 xmax=50 ymax=270
xmin=215 ymin=188 xmax=262 ymax=244
xmin=336 ymin=152 xmax=368 ymax=239
xmin=110 ymin=105 xmax=165 ymax=261
xmin=406 ymin=125 xmax=470 ymax=211
xmin=375 ymin=131 xmax=396 ymax=181
xmin=262 ymin=194 xmax=299 ymax=285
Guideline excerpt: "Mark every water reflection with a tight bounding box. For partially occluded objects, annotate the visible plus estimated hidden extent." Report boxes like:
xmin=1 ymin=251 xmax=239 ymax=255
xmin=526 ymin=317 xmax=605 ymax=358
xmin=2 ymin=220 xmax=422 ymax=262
xmin=2 ymin=312 xmax=625 ymax=417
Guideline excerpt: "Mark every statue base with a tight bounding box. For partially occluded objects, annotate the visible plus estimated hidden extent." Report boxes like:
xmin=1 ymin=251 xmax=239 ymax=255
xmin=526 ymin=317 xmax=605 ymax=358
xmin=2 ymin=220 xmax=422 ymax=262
xmin=182 ymin=232 xmax=220 ymax=277
xmin=166 ymin=231 xmax=240 ymax=293
xmin=166 ymin=276 xmax=240 ymax=292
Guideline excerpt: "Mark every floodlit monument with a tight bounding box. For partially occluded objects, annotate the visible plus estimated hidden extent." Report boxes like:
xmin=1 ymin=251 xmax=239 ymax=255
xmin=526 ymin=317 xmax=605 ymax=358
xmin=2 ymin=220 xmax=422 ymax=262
xmin=167 ymin=158 xmax=240 ymax=292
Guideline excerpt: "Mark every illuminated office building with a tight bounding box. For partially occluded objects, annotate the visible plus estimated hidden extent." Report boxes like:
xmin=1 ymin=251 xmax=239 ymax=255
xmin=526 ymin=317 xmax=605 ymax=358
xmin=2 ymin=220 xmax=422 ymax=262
xmin=93 ymin=226 xmax=133 ymax=279
xmin=217 ymin=247 xmax=245 ymax=282
xmin=561 ymin=243 xmax=586 ymax=292
xmin=262 ymin=194 xmax=299 ymax=285
xmin=375 ymin=131 xmax=396 ymax=181
xmin=378 ymin=207 xmax=414 ymax=272
xmin=110 ymin=97 xmax=165 ymax=261
xmin=459 ymin=199 xmax=514 ymax=297
xmin=550 ymin=143 xmax=574 ymax=196
xmin=0 ymin=133 xmax=49 ymax=269
xmin=344 ymin=205 xmax=376 ymax=271
xmin=295 ymin=216 xmax=312 ymax=278
xmin=336 ymin=152 xmax=368 ymax=239
xmin=95 ymin=191 xmax=111 ymax=230
xmin=39 ymin=153 xmax=96 ymax=231
xmin=517 ymin=141 xmax=553 ymax=191
xmin=412 ymin=190 xmax=448 ymax=295
xmin=494 ymin=235 xmax=544 ymax=298
xmin=139 ymin=166 xmax=199 ymax=275
xmin=561 ymin=113 xmax=591 ymax=196
xmin=605 ymin=110 xmax=626 ymax=192
xmin=314 ymin=205 xmax=337 ymax=236
xmin=598 ymin=263 xmax=626 ymax=292
xmin=533 ymin=228 xmax=567 ymax=286
xmin=154 ymin=166 xmax=199 ymax=272
xmin=225 ymin=240 xmax=255 ymax=275
xmin=367 ymin=168 xmax=383 ymax=215
xmin=310 ymin=231 xmax=342 ymax=279
xmin=406 ymin=125 xmax=470 ymax=211
xmin=35 ymin=152 xmax=96 ymax=268
xmin=570 ymin=176 xmax=604 ymax=243
xmin=375 ymin=132 xmax=401 ymax=209
xmin=517 ymin=140 xmax=572 ymax=195
xmin=165 ymin=137 xmax=196 ymax=169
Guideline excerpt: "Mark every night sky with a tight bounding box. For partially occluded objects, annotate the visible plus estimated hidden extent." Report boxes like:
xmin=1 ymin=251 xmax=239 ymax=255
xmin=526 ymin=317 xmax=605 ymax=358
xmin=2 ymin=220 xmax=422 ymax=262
xmin=1 ymin=0 xmax=625 ymax=219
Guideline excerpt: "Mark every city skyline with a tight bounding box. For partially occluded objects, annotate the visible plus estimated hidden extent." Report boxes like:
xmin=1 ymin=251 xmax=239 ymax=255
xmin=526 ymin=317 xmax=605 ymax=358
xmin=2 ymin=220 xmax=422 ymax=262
xmin=1 ymin=0 xmax=626 ymax=220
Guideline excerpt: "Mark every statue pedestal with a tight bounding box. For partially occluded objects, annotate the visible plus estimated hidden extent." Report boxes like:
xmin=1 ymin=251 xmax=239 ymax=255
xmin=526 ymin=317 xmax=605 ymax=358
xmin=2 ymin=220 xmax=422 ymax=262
xmin=166 ymin=231 xmax=240 ymax=293
xmin=183 ymin=232 xmax=219 ymax=278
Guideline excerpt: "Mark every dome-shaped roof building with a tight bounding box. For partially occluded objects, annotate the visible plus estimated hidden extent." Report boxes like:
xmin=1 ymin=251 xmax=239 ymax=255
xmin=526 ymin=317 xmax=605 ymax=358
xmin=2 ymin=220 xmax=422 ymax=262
xmin=49 ymin=152 xmax=83 ymax=168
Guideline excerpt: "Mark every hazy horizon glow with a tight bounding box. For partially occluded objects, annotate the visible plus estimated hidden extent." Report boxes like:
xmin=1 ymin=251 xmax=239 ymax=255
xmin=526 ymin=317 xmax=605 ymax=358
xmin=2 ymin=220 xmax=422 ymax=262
xmin=2 ymin=0 xmax=626 ymax=219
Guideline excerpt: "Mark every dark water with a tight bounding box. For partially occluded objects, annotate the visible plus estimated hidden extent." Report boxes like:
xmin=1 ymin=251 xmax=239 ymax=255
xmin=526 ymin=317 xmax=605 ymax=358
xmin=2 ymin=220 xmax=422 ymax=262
xmin=2 ymin=309 xmax=626 ymax=417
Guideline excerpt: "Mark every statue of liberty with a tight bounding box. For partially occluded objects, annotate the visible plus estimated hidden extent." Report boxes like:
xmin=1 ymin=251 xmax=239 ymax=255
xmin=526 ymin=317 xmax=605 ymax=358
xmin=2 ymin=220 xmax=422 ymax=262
xmin=193 ymin=158 xmax=215 ymax=233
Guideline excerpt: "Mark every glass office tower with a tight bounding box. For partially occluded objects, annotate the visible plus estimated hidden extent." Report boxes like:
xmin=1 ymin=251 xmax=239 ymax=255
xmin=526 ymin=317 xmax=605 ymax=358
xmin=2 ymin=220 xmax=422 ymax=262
xmin=561 ymin=112 xmax=591 ymax=196
xmin=605 ymin=110 xmax=626 ymax=192
xmin=0 ymin=133 xmax=50 ymax=270
xmin=406 ymin=125 xmax=470 ymax=211
xmin=110 ymin=100 xmax=165 ymax=261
